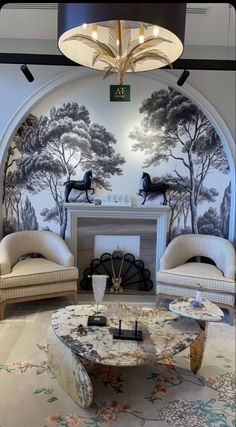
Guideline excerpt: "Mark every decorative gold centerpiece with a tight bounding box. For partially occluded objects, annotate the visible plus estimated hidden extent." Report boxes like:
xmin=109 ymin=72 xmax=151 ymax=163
xmin=110 ymin=249 xmax=125 ymax=293
xmin=58 ymin=4 xmax=186 ymax=86
xmin=62 ymin=20 xmax=173 ymax=85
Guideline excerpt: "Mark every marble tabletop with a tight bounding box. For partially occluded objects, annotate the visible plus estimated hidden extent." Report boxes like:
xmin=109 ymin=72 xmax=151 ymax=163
xmin=169 ymin=297 xmax=224 ymax=322
xmin=51 ymin=304 xmax=200 ymax=367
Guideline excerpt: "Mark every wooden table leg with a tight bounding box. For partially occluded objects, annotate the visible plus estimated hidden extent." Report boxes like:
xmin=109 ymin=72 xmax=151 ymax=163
xmin=0 ymin=301 xmax=6 ymax=320
xmin=47 ymin=326 xmax=93 ymax=408
xmin=190 ymin=320 xmax=207 ymax=374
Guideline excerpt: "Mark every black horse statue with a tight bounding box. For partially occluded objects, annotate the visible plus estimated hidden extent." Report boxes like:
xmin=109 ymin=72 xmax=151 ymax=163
xmin=64 ymin=170 xmax=94 ymax=203
xmin=139 ymin=172 xmax=170 ymax=205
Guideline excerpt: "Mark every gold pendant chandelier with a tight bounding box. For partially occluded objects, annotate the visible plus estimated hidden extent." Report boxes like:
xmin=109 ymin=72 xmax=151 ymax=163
xmin=58 ymin=3 xmax=186 ymax=85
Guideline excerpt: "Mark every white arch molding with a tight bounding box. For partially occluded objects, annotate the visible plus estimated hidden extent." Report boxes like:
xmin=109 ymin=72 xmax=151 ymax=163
xmin=0 ymin=68 xmax=235 ymax=241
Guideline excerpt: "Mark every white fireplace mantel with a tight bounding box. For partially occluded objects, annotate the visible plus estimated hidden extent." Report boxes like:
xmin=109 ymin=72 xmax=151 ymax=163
xmin=65 ymin=204 xmax=170 ymax=276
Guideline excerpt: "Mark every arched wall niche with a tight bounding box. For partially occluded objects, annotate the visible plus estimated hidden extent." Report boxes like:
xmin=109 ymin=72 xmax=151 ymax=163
xmin=0 ymin=68 xmax=235 ymax=241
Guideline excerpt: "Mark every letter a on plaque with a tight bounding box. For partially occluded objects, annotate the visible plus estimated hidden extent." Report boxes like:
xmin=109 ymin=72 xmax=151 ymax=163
xmin=110 ymin=85 xmax=130 ymax=102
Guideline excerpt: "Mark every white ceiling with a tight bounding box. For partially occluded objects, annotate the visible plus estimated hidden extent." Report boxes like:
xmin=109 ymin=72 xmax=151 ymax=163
xmin=0 ymin=3 xmax=235 ymax=47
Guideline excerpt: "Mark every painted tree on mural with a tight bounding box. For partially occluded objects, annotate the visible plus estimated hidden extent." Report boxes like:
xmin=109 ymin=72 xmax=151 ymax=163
xmin=4 ymin=102 xmax=125 ymax=237
xmin=144 ymin=175 xmax=186 ymax=240
xmin=197 ymin=207 xmax=221 ymax=236
xmin=130 ymin=87 xmax=229 ymax=234
xmin=3 ymin=114 xmax=49 ymax=233
xmin=34 ymin=103 xmax=125 ymax=189
xmin=4 ymin=170 xmax=26 ymax=231
xmin=19 ymin=154 xmax=66 ymax=230
xmin=220 ymin=183 xmax=231 ymax=238
xmin=20 ymin=196 xmax=39 ymax=231
xmin=147 ymin=174 xmax=219 ymax=240
xmin=2 ymin=114 xmax=44 ymax=204
xmin=166 ymin=175 xmax=219 ymax=238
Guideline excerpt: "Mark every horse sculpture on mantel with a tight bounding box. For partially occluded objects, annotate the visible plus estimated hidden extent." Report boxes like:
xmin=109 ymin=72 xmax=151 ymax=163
xmin=64 ymin=170 xmax=94 ymax=203
xmin=139 ymin=172 xmax=170 ymax=205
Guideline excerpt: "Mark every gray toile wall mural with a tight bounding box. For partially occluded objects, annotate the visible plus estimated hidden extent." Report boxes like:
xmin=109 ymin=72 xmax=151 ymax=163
xmin=2 ymin=76 xmax=231 ymax=241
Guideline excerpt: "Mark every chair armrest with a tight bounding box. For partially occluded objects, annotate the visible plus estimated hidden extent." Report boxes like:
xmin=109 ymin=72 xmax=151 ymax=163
xmin=220 ymin=249 xmax=236 ymax=280
xmin=226 ymin=266 xmax=236 ymax=281
xmin=0 ymin=247 xmax=12 ymax=275
xmin=160 ymin=253 xmax=176 ymax=270
xmin=47 ymin=239 xmax=75 ymax=267
xmin=209 ymin=240 xmax=236 ymax=280
xmin=160 ymin=239 xmax=188 ymax=270
xmin=55 ymin=249 xmax=74 ymax=268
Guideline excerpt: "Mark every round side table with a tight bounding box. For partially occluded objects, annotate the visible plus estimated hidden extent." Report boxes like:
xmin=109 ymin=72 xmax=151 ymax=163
xmin=169 ymin=297 xmax=224 ymax=374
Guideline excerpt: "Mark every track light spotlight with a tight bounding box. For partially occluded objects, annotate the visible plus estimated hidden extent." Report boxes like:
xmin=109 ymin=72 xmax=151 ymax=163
xmin=177 ymin=70 xmax=190 ymax=86
xmin=20 ymin=64 xmax=34 ymax=82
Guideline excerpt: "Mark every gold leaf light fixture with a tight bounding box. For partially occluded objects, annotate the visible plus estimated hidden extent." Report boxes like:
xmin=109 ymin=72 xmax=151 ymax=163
xmin=58 ymin=3 xmax=186 ymax=85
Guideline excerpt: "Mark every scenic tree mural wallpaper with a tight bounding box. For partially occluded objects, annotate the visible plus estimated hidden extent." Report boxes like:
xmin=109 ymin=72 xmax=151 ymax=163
xmin=2 ymin=78 xmax=231 ymax=241
xmin=3 ymin=102 xmax=125 ymax=237
xmin=129 ymin=87 xmax=230 ymax=240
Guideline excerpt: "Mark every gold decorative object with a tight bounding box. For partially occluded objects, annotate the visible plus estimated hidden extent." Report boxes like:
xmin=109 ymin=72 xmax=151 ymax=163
xmin=58 ymin=4 xmax=186 ymax=85
xmin=110 ymin=249 xmax=125 ymax=293
xmin=63 ymin=21 xmax=173 ymax=85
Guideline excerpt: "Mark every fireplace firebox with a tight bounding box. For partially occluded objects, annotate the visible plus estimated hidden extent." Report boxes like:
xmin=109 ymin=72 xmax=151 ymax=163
xmin=80 ymin=250 xmax=153 ymax=292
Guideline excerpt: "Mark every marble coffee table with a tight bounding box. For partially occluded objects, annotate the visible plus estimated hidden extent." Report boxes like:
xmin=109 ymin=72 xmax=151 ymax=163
xmin=169 ymin=297 xmax=224 ymax=375
xmin=47 ymin=304 xmax=201 ymax=408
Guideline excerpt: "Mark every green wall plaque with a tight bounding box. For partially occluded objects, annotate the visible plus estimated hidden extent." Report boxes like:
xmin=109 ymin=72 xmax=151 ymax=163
xmin=110 ymin=85 xmax=130 ymax=102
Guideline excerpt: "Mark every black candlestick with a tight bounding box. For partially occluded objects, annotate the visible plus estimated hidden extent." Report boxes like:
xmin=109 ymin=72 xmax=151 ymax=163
xmin=87 ymin=315 xmax=107 ymax=326
xmin=135 ymin=320 xmax=138 ymax=337
xmin=113 ymin=318 xmax=143 ymax=341
xmin=119 ymin=319 xmax=122 ymax=336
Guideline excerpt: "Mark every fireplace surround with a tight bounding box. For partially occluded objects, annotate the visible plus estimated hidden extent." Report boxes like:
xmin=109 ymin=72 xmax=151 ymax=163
xmin=65 ymin=204 xmax=170 ymax=293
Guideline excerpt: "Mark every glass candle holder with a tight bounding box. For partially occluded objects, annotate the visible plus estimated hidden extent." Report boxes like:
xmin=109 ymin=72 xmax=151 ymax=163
xmin=195 ymin=290 xmax=203 ymax=304
xmin=91 ymin=274 xmax=108 ymax=314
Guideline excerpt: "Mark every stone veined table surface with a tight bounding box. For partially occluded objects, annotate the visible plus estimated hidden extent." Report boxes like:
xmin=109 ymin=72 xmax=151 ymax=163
xmin=169 ymin=297 xmax=224 ymax=322
xmin=47 ymin=304 xmax=202 ymax=408
xmin=50 ymin=304 xmax=200 ymax=366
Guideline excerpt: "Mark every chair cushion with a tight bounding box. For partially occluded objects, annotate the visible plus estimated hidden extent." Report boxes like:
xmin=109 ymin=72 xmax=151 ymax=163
xmin=0 ymin=258 xmax=78 ymax=289
xmin=157 ymin=262 xmax=235 ymax=294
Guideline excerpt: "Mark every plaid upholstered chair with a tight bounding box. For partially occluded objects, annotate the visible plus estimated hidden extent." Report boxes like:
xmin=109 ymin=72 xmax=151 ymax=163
xmin=156 ymin=234 xmax=236 ymax=324
xmin=0 ymin=230 xmax=78 ymax=320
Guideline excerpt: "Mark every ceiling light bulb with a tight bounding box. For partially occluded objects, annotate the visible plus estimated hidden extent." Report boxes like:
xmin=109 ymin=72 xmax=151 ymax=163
xmin=139 ymin=24 xmax=145 ymax=44
xmin=153 ymin=26 xmax=160 ymax=37
xmin=116 ymin=39 xmax=120 ymax=47
xmin=91 ymin=23 xmax=97 ymax=40
xmin=139 ymin=34 xmax=144 ymax=43
xmin=82 ymin=23 xmax=87 ymax=30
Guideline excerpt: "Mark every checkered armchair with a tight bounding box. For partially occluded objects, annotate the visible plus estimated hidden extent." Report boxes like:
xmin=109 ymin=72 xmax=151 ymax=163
xmin=156 ymin=234 xmax=236 ymax=324
xmin=0 ymin=230 xmax=78 ymax=320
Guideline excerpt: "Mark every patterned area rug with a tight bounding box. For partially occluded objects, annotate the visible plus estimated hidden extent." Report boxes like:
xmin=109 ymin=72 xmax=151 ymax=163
xmin=0 ymin=299 xmax=235 ymax=427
